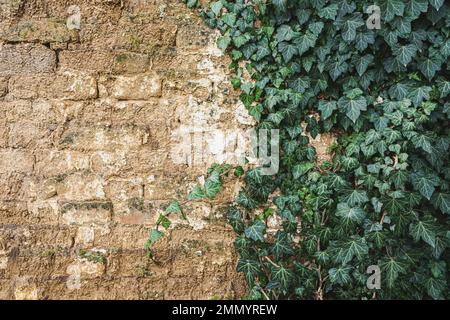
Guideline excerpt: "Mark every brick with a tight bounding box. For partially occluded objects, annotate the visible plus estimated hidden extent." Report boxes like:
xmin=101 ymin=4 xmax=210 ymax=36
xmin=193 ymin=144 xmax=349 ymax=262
xmin=61 ymin=201 xmax=112 ymax=225
xmin=113 ymin=53 xmax=149 ymax=74
xmin=7 ymin=72 xmax=98 ymax=100
xmin=0 ymin=19 xmax=71 ymax=43
xmin=176 ymin=23 xmax=211 ymax=49
xmin=0 ymin=149 xmax=34 ymax=174
xmin=56 ymin=71 xmax=98 ymax=100
xmin=112 ymin=74 xmax=162 ymax=100
xmin=8 ymin=122 xmax=52 ymax=148
xmin=56 ymin=172 xmax=106 ymax=201
xmin=34 ymin=150 xmax=90 ymax=178
xmin=0 ymin=44 xmax=56 ymax=76
xmin=59 ymin=50 xmax=114 ymax=73
xmin=59 ymin=125 xmax=147 ymax=151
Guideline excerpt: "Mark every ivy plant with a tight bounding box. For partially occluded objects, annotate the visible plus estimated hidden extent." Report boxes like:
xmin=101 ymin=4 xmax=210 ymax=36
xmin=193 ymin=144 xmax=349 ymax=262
xmin=183 ymin=0 xmax=450 ymax=300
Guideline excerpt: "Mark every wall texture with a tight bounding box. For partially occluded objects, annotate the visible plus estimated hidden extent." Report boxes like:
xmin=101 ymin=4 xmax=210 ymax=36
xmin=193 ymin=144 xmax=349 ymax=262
xmin=0 ymin=0 xmax=251 ymax=299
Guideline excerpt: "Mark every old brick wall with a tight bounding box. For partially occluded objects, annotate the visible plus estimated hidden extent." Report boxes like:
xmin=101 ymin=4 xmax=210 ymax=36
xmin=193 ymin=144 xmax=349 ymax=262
xmin=0 ymin=0 xmax=250 ymax=299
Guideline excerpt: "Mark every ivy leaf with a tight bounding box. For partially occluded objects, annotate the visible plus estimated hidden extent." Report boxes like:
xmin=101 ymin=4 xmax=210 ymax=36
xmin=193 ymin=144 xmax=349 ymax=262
xmin=341 ymin=14 xmax=364 ymax=41
xmin=333 ymin=236 xmax=369 ymax=264
xmin=149 ymin=229 xmax=164 ymax=245
xmin=278 ymin=42 xmax=297 ymax=62
xmin=204 ymin=171 xmax=222 ymax=199
xmin=318 ymin=100 xmax=337 ymax=119
xmin=389 ymin=83 xmax=410 ymax=100
xmin=237 ymin=259 xmax=260 ymax=285
xmin=245 ymin=220 xmax=266 ymax=242
xmin=210 ymin=1 xmax=222 ymax=16
xmin=406 ymin=0 xmax=429 ymax=17
xmin=418 ymin=57 xmax=440 ymax=80
xmin=188 ymin=185 xmax=206 ymax=201
xmin=353 ymin=54 xmax=374 ymax=76
xmin=165 ymin=200 xmax=185 ymax=219
xmin=381 ymin=258 xmax=407 ymax=288
xmin=318 ymin=4 xmax=339 ymax=20
xmin=408 ymin=86 xmax=431 ymax=107
xmin=221 ymin=13 xmax=236 ymax=26
xmin=336 ymin=203 xmax=365 ymax=224
xmin=429 ymin=0 xmax=444 ymax=10
xmin=308 ymin=22 xmax=324 ymax=35
xmin=393 ymin=44 xmax=417 ymax=66
xmin=411 ymin=172 xmax=439 ymax=200
xmin=432 ymin=193 xmax=450 ymax=215
xmin=409 ymin=217 xmax=437 ymax=247
xmin=412 ymin=134 xmax=433 ymax=153
xmin=383 ymin=0 xmax=405 ymax=22
xmin=157 ymin=214 xmax=171 ymax=229
xmin=276 ymin=25 xmax=294 ymax=42
xmin=228 ymin=206 xmax=245 ymax=233
xmin=271 ymin=232 xmax=294 ymax=259
xmin=338 ymin=95 xmax=367 ymax=123
xmin=295 ymin=32 xmax=317 ymax=55
xmin=217 ymin=35 xmax=231 ymax=51
xmin=424 ymin=277 xmax=446 ymax=300
xmin=292 ymin=162 xmax=314 ymax=179
xmin=272 ymin=0 xmax=287 ymax=11
xmin=329 ymin=266 xmax=352 ymax=286
xmin=343 ymin=189 xmax=369 ymax=207
xmin=355 ymin=32 xmax=375 ymax=51
xmin=437 ymin=79 xmax=450 ymax=98
xmin=271 ymin=266 xmax=295 ymax=291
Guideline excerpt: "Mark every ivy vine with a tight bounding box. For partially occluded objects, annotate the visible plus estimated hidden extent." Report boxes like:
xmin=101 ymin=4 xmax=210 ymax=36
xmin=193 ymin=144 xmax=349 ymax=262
xmin=179 ymin=0 xmax=450 ymax=300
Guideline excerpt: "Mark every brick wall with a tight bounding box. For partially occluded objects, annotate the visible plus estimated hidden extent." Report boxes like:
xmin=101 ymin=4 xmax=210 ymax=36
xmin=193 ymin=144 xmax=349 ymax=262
xmin=0 ymin=0 xmax=250 ymax=299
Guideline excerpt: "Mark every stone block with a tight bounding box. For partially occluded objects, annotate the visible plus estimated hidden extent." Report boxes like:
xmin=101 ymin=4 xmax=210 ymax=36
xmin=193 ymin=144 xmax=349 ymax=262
xmin=0 ymin=44 xmax=56 ymax=76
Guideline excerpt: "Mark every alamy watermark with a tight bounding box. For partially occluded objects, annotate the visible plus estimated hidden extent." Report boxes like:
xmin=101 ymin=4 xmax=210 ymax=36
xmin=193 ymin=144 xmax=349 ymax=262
xmin=366 ymin=265 xmax=381 ymax=290
xmin=170 ymin=127 xmax=279 ymax=175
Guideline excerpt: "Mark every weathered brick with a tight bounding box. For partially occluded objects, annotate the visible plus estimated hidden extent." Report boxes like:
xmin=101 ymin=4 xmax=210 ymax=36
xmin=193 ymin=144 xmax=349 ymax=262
xmin=0 ymin=149 xmax=34 ymax=174
xmin=112 ymin=74 xmax=162 ymax=100
xmin=0 ymin=44 xmax=56 ymax=76
xmin=0 ymin=19 xmax=71 ymax=43
xmin=61 ymin=201 xmax=112 ymax=225
xmin=7 ymin=72 xmax=98 ymax=100
xmin=8 ymin=122 xmax=52 ymax=148
xmin=34 ymin=150 xmax=90 ymax=178
xmin=56 ymin=172 xmax=106 ymax=201
xmin=176 ymin=23 xmax=211 ymax=49
xmin=59 ymin=125 xmax=148 ymax=151
xmin=113 ymin=53 xmax=149 ymax=74
xmin=56 ymin=71 xmax=98 ymax=100
xmin=59 ymin=50 xmax=114 ymax=73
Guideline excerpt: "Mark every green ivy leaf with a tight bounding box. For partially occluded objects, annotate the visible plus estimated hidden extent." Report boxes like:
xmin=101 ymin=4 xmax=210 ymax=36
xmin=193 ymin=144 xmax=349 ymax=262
xmin=329 ymin=266 xmax=352 ymax=286
xmin=318 ymin=100 xmax=337 ymax=119
xmin=409 ymin=217 xmax=437 ymax=247
xmin=411 ymin=172 xmax=439 ymax=200
xmin=157 ymin=214 xmax=171 ymax=230
xmin=336 ymin=203 xmax=366 ymax=224
xmin=432 ymin=193 xmax=450 ymax=215
xmin=188 ymin=185 xmax=206 ymax=201
xmin=237 ymin=259 xmax=260 ymax=285
xmin=318 ymin=4 xmax=338 ymax=20
xmin=338 ymin=95 xmax=367 ymax=123
xmin=429 ymin=0 xmax=444 ymax=10
xmin=245 ymin=220 xmax=266 ymax=242
xmin=381 ymin=258 xmax=407 ymax=288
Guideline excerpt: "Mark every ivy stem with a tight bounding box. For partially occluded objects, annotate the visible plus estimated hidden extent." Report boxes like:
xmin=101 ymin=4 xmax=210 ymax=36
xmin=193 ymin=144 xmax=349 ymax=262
xmin=264 ymin=256 xmax=281 ymax=268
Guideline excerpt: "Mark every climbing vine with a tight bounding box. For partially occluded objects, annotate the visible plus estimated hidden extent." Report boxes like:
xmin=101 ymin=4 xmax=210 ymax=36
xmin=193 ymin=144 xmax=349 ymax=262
xmin=179 ymin=0 xmax=450 ymax=299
